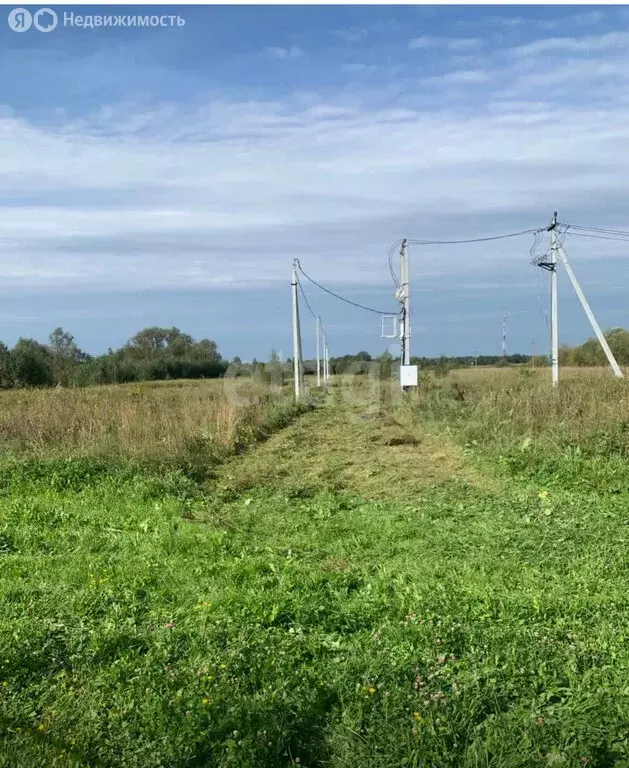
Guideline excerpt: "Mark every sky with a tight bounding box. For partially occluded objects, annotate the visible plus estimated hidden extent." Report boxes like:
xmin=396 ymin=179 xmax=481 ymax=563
xmin=2 ymin=4 xmax=629 ymax=361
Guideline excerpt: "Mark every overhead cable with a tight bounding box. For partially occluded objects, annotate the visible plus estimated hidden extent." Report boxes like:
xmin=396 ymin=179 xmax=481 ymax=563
xmin=295 ymin=259 xmax=395 ymax=316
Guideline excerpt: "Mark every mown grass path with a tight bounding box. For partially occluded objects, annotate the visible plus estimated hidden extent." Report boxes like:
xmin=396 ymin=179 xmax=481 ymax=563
xmin=215 ymin=394 xmax=492 ymax=501
xmin=2 ymin=393 xmax=629 ymax=767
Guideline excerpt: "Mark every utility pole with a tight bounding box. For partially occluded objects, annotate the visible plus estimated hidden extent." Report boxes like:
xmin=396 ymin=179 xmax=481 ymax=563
xmin=533 ymin=211 xmax=623 ymax=387
xmin=399 ymin=239 xmax=410 ymax=367
xmin=549 ymin=213 xmax=559 ymax=387
xmin=394 ymin=238 xmax=415 ymax=390
xmin=532 ymin=213 xmax=559 ymax=387
xmin=316 ymin=316 xmax=322 ymax=387
xmin=291 ymin=259 xmax=304 ymax=399
xmin=323 ymin=333 xmax=330 ymax=382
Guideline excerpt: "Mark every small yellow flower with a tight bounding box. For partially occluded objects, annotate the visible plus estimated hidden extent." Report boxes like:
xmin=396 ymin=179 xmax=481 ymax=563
xmin=201 ymin=697 xmax=209 ymax=705
xmin=538 ymin=490 xmax=549 ymax=500
xmin=368 ymin=687 xmax=376 ymax=695
xmin=413 ymin=712 xmax=422 ymax=721
xmin=37 ymin=724 xmax=45 ymax=732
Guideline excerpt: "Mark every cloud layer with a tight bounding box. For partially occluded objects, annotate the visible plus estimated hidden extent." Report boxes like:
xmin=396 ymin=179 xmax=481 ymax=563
xmin=2 ymin=15 xmax=629 ymax=302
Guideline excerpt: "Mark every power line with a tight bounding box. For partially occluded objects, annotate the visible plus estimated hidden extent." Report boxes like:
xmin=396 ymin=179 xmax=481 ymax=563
xmin=403 ymin=227 xmax=544 ymax=246
xmin=297 ymin=276 xmax=317 ymax=320
xmin=559 ymin=222 xmax=629 ymax=238
xmin=564 ymin=230 xmax=629 ymax=243
xmin=295 ymin=259 xmax=395 ymax=316
xmin=388 ymin=239 xmax=403 ymax=288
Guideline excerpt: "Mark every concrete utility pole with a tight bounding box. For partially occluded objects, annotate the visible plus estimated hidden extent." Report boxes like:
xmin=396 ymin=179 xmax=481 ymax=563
xmin=399 ymin=238 xmax=410 ymax=367
xmin=549 ymin=213 xmax=559 ymax=388
xmin=533 ymin=211 xmax=623 ymax=387
xmin=316 ymin=316 xmax=322 ymax=388
xmin=532 ymin=213 xmax=559 ymax=386
xmin=291 ymin=259 xmax=304 ymax=399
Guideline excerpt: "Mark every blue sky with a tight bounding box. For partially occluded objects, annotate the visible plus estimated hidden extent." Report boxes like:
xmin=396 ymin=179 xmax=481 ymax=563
xmin=2 ymin=4 xmax=629 ymax=361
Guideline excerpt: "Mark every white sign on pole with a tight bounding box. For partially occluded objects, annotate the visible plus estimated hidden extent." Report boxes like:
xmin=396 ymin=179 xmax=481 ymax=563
xmin=400 ymin=365 xmax=418 ymax=387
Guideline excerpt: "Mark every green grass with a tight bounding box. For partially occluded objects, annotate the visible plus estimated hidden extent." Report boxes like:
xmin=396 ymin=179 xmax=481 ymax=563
xmin=3 ymin=375 xmax=629 ymax=766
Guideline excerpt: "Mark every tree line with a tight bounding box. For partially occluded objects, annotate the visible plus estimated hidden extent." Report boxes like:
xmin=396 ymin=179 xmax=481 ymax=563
xmin=322 ymin=328 xmax=629 ymax=375
xmin=2 ymin=325 xmax=626 ymax=390
xmin=0 ymin=327 xmax=227 ymax=389
xmin=559 ymin=328 xmax=629 ymax=367
xmin=324 ymin=351 xmax=530 ymax=375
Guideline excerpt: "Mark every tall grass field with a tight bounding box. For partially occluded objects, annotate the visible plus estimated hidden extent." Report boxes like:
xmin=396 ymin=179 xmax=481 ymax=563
xmin=2 ymin=368 xmax=629 ymax=767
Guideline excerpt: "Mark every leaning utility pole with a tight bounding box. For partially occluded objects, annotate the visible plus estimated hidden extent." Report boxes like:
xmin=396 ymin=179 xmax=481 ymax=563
xmin=291 ymin=259 xmax=304 ymax=399
xmin=316 ymin=316 xmax=322 ymax=388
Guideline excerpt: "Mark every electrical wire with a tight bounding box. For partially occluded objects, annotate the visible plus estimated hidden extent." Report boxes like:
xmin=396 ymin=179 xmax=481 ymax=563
xmin=296 ymin=272 xmax=329 ymax=374
xmin=297 ymin=276 xmax=317 ymax=320
xmin=559 ymin=222 xmax=629 ymax=238
xmin=295 ymin=259 xmax=395 ymax=316
xmin=529 ymin=229 xmax=543 ymax=263
xmin=404 ymin=227 xmax=544 ymax=246
xmin=564 ymin=230 xmax=629 ymax=243
xmin=387 ymin=239 xmax=403 ymax=288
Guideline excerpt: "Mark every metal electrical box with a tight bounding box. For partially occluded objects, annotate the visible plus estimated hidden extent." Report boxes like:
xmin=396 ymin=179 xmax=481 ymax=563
xmin=400 ymin=365 xmax=418 ymax=387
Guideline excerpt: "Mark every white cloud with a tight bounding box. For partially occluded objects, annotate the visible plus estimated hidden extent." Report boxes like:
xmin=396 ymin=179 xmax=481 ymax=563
xmin=408 ymin=36 xmax=483 ymax=51
xmin=4 ymin=23 xmax=629 ymax=294
xmin=264 ymin=45 xmax=304 ymax=60
xmin=572 ymin=11 xmax=603 ymax=26
xmin=509 ymin=31 xmax=629 ymax=58
xmin=341 ymin=63 xmax=377 ymax=74
xmin=331 ymin=27 xmax=368 ymax=44
xmin=428 ymin=69 xmax=491 ymax=85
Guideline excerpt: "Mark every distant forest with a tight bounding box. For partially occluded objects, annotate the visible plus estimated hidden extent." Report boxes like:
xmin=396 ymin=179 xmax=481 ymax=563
xmin=0 ymin=326 xmax=627 ymax=389
xmin=0 ymin=327 xmax=227 ymax=389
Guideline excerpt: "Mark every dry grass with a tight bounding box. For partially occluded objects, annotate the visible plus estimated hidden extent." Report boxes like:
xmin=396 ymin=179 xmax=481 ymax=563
xmin=216 ymin=388 xmax=491 ymax=501
xmin=0 ymin=378 xmax=293 ymax=466
xmin=407 ymin=365 xmax=629 ymax=455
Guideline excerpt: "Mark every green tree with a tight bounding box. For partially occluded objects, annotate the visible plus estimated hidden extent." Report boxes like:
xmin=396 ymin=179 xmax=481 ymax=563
xmin=0 ymin=342 xmax=12 ymax=388
xmin=268 ymin=348 xmax=283 ymax=387
xmin=125 ymin=327 xmax=193 ymax=358
xmin=48 ymin=327 xmax=87 ymax=385
xmin=190 ymin=338 xmax=220 ymax=362
xmin=10 ymin=339 xmax=54 ymax=387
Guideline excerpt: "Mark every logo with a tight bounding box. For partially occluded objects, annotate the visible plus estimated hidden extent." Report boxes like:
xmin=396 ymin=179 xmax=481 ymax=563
xmin=8 ymin=7 xmax=31 ymax=31
xmin=8 ymin=7 xmax=57 ymax=32
xmin=34 ymin=7 xmax=56 ymax=31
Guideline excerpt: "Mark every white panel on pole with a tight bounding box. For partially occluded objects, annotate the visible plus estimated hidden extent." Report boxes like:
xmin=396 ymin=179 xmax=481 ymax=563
xmin=400 ymin=365 xmax=418 ymax=387
xmin=381 ymin=315 xmax=398 ymax=339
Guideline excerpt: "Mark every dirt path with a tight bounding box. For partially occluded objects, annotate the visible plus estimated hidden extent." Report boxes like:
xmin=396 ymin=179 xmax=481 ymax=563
xmin=215 ymin=395 xmax=492 ymax=501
